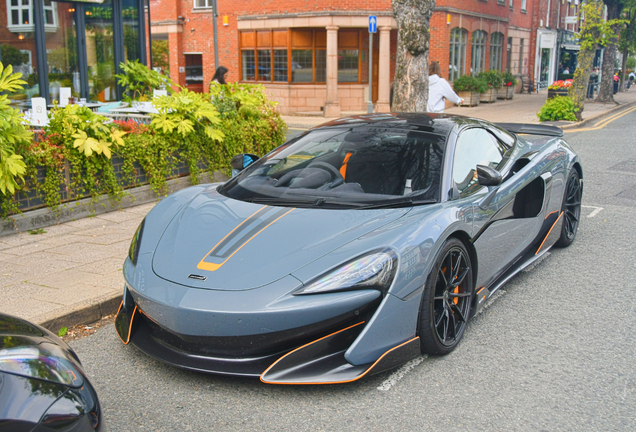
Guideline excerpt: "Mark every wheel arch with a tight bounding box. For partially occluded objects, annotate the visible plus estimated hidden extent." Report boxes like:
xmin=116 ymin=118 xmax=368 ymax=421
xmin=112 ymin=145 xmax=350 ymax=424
xmin=446 ymin=230 xmax=478 ymax=290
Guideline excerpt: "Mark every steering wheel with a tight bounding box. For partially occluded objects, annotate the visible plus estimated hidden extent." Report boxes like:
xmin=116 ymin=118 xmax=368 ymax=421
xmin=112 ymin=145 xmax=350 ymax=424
xmin=307 ymin=161 xmax=343 ymax=182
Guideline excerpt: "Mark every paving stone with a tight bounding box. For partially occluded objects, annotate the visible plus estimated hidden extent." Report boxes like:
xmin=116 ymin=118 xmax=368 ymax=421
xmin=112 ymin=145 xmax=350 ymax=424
xmin=82 ymin=258 xmax=125 ymax=276
xmin=3 ymin=252 xmax=83 ymax=275
xmin=95 ymin=210 xmax=146 ymax=223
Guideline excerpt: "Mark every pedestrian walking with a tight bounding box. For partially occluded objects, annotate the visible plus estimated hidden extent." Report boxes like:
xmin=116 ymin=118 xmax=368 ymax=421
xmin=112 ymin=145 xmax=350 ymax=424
xmin=427 ymin=61 xmax=463 ymax=113
xmin=210 ymin=66 xmax=229 ymax=89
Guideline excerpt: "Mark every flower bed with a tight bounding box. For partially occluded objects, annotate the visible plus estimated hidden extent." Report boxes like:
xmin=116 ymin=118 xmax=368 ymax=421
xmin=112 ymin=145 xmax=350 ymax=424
xmin=1 ymin=62 xmax=287 ymax=218
xmin=547 ymin=79 xmax=572 ymax=99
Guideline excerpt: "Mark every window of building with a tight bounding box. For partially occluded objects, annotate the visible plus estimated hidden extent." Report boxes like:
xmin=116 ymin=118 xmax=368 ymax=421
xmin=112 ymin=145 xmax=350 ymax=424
xmin=509 ymin=0 xmax=513 ymax=9
xmin=506 ymin=37 xmax=512 ymax=72
xmin=239 ymin=29 xmax=368 ymax=85
xmin=521 ymin=0 xmax=527 ymax=11
xmin=6 ymin=0 xmax=57 ymax=32
xmin=449 ymin=27 xmax=467 ymax=81
xmin=518 ymin=38 xmax=524 ymax=74
xmin=194 ymin=0 xmax=212 ymax=8
xmin=490 ymin=32 xmax=503 ymax=71
xmin=471 ymin=30 xmax=487 ymax=75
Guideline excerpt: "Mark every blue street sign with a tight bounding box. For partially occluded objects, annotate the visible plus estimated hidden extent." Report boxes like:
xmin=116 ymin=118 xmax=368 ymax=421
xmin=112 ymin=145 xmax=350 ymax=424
xmin=369 ymin=16 xmax=377 ymax=33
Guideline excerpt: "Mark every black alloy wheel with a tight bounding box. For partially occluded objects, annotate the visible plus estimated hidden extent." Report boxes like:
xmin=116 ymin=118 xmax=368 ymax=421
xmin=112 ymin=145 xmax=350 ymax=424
xmin=556 ymin=169 xmax=582 ymax=247
xmin=419 ymin=238 xmax=474 ymax=355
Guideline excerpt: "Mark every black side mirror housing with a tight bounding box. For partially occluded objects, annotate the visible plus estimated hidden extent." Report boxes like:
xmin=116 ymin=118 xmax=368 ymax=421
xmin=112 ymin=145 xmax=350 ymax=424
xmin=476 ymin=164 xmax=502 ymax=186
xmin=231 ymin=153 xmax=259 ymax=177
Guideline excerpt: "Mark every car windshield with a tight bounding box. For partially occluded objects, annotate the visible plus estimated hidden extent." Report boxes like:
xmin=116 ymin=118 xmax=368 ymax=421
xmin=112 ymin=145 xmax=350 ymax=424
xmin=219 ymin=125 xmax=447 ymax=209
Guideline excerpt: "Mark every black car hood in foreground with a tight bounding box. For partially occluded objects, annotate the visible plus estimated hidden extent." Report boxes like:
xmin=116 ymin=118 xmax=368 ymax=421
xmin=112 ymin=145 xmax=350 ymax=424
xmin=0 ymin=314 xmax=104 ymax=431
xmin=151 ymin=189 xmax=411 ymax=291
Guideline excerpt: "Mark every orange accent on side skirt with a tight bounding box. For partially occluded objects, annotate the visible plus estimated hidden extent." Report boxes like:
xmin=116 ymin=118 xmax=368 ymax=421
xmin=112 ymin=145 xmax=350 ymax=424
xmin=476 ymin=287 xmax=485 ymax=295
xmin=536 ymin=211 xmax=563 ymax=255
xmin=544 ymin=210 xmax=558 ymax=220
xmin=116 ymin=304 xmax=137 ymax=345
xmin=260 ymin=324 xmax=420 ymax=385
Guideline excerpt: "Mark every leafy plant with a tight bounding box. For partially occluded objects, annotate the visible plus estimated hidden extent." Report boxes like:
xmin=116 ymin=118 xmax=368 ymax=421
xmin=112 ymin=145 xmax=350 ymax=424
xmin=58 ymin=327 xmax=67 ymax=337
xmin=0 ymin=63 xmax=31 ymax=195
xmin=477 ymin=70 xmax=503 ymax=89
xmin=501 ymin=72 xmax=518 ymax=87
xmin=28 ymin=228 xmax=46 ymax=235
xmin=537 ymin=96 xmax=578 ymax=122
xmin=115 ymin=60 xmax=175 ymax=102
xmin=548 ymin=79 xmax=573 ymax=90
xmin=453 ymin=75 xmax=487 ymax=93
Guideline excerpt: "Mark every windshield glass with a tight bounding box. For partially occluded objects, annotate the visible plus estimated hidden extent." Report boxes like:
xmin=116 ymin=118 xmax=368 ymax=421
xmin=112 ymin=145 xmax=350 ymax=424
xmin=219 ymin=126 xmax=446 ymax=208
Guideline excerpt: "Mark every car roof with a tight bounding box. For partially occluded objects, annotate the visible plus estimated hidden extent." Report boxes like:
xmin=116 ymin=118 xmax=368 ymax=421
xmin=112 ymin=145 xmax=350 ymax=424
xmin=312 ymin=113 xmax=480 ymax=137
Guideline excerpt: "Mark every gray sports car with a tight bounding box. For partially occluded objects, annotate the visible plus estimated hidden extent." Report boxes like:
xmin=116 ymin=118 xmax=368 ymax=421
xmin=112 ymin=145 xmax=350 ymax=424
xmin=116 ymin=113 xmax=582 ymax=384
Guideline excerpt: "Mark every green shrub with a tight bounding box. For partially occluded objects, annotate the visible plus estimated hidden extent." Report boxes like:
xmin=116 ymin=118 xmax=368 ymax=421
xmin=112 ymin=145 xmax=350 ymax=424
xmin=477 ymin=70 xmax=503 ymax=89
xmin=453 ymin=75 xmax=487 ymax=93
xmin=0 ymin=63 xmax=30 ymax=196
xmin=115 ymin=60 xmax=175 ymax=102
xmin=537 ymin=96 xmax=578 ymax=122
xmin=501 ymin=72 xmax=518 ymax=87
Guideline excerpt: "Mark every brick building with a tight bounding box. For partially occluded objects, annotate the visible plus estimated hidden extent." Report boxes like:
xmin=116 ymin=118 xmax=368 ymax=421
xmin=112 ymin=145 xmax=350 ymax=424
xmin=149 ymin=0 xmax=539 ymax=114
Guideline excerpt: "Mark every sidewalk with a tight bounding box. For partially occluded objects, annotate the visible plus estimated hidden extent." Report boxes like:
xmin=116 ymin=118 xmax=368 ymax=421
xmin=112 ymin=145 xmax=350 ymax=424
xmin=3 ymin=87 xmax=636 ymax=333
xmin=282 ymin=88 xmax=636 ymax=129
xmin=0 ymin=204 xmax=153 ymax=330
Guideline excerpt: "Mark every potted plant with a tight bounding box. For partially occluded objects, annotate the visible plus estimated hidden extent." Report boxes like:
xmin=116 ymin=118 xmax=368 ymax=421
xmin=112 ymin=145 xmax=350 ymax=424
xmin=498 ymin=72 xmax=517 ymax=100
xmin=453 ymin=75 xmax=486 ymax=107
xmin=547 ymin=79 xmax=572 ymax=99
xmin=477 ymin=71 xmax=502 ymax=103
xmin=115 ymin=60 xmax=176 ymax=109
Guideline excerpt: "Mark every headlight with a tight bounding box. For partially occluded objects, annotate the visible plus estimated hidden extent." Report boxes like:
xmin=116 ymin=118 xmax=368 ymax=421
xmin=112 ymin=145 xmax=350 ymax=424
xmin=0 ymin=340 xmax=84 ymax=387
xmin=294 ymin=250 xmax=397 ymax=295
xmin=128 ymin=218 xmax=145 ymax=265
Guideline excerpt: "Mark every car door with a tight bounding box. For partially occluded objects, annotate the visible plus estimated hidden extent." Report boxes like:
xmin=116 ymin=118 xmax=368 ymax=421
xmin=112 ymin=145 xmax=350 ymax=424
xmin=450 ymin=126 xmax=541 ymax=289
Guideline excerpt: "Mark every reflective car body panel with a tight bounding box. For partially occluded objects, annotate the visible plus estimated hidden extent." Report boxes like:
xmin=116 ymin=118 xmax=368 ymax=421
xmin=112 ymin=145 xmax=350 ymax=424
xmin=0 ymin=314 xmax=104 ymax=431
xmin=117 ymin=113 xmax=581 ymax=382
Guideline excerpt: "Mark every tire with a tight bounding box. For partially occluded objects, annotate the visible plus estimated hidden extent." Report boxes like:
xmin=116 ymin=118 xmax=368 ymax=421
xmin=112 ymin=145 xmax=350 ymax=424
xmin=418 ymin=238 xmax=474 ymax=355
xmin=555 ymin=169 xmax=582 ymax=248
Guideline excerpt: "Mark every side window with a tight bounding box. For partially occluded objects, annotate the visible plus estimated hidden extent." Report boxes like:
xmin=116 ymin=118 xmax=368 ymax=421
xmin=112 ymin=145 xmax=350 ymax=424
xmin=452 ymin=128 xmax=506 ymax=194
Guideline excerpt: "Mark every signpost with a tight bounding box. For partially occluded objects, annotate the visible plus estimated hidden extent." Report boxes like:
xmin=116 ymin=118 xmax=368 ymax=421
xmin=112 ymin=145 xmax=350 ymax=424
xmin=368 ymin=16 xmax=377 ymax=114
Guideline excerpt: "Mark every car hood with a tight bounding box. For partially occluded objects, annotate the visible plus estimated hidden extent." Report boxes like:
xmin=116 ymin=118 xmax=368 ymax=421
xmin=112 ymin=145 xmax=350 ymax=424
xmin=151 ymin=188 xmax=410 ymax=291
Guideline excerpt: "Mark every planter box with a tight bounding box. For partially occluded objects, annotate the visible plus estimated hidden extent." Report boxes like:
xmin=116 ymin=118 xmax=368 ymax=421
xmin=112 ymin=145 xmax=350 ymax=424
xmin=497 ymin=86 xmax=514 ymax=100
xmin=458 ymin=91 xmax=480 ymax=107
xmin=547 ymin=89 xmax=569 ymax=99
xmin=479 ymin=88 xmax=498 ymax=103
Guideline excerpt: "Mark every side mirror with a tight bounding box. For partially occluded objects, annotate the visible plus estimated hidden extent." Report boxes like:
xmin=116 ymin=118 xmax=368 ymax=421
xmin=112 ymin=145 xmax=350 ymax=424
xmin=230 ymin=153 xmax=259 ymax=177
xmin=476 ymin=164 xmax=502 ymax=186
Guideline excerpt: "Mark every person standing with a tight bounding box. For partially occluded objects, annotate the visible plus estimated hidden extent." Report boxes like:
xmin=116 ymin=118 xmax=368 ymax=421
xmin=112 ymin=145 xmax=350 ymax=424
xmin=427 ymin=61 xmax=463 ymax=113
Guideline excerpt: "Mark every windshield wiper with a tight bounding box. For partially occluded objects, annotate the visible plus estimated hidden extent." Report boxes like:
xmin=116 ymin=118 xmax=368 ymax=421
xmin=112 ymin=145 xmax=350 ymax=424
xmin=248 ymin=197 xmax=324 ymax=207
xmin=354 ymin=199 xmax=437 ymax=210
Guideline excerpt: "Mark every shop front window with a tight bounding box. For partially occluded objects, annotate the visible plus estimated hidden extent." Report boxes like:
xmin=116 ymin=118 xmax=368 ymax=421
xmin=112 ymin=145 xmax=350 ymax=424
xmin=239 ymin=28 xmax=368 ymax=84
xmin=47 ymin=4 xmax=80 ymax=103
xmin=85 ymin=0 xmax=116 ymax=101
xmin=122 ymin=0 xmax=141 ymax=62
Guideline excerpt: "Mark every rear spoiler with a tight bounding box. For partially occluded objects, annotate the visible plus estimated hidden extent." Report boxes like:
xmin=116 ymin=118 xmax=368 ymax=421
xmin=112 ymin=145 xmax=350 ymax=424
xmin=495 ymin=123 xmax=564 ymax=137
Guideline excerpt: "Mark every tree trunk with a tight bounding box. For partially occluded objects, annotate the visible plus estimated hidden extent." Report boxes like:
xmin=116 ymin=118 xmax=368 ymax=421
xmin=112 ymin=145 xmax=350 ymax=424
xmin=569 ymin=0 xmax=603 ymax=121
xmin=570 ymin=48 xmax=596 ymax=121
xmin=620 ymin=47 xmax=628 ymax=92
xmin=391 ymin=0 xmax=435 ymax=112
xmin=597 ymin=2 xmax=622 ymax=103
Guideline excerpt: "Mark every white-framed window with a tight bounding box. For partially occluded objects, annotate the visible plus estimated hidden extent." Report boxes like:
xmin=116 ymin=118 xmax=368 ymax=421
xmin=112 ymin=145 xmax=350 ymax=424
xmin=490 ymin=32 xmax=504 ymax=71
xmin=6 ymin=0 xmax=57 ymax=32
xmin=509 ymin=0 xmax=513 ymax=9
xmin=521 ymin=0 xmax=527 ymax=11
xmin=449 ymin=27 xmax=467 ymax=81
xmin=194 ymin=0 xmax=212 ymax=8
xmin=471 ymin=30 xmax=487 ymax=75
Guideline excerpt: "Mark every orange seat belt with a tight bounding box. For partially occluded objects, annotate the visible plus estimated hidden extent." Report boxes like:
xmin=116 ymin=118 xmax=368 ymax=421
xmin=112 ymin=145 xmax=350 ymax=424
xmin=340 ymin=152 xmax=353 ymax=179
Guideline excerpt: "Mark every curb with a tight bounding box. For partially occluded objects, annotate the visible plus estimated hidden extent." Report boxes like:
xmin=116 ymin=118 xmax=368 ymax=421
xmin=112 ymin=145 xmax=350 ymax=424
xmin=36 ymin=292 xmax=122 ymax=333
xmin=561 ymin=99 xmax=636 ymax=130
xmin=1 ymin=171 xmax=228 ymax=237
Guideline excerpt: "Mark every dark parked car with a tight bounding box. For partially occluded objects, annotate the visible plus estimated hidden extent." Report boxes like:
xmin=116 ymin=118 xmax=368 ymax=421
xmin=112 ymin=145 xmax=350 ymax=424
xmin=0 ymin=313 xmax=104 ymax=431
